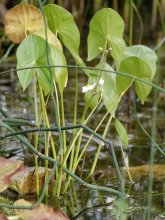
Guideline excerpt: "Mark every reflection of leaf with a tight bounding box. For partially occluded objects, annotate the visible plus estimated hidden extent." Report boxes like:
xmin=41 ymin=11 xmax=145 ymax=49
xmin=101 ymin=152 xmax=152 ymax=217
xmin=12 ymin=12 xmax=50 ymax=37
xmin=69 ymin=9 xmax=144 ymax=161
xmin=14 ymin=199 xmax=70 ymax=220
xmin=0 ymin=157 xmax=24 ymax=192
xmin=4 ymin=4 xmax=44 ymax=43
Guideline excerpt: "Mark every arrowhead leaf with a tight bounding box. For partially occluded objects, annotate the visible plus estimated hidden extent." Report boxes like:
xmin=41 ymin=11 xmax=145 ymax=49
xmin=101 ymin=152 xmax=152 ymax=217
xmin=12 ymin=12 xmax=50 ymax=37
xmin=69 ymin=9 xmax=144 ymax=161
xmin=87 ymin=8 xmax=125 ymax=66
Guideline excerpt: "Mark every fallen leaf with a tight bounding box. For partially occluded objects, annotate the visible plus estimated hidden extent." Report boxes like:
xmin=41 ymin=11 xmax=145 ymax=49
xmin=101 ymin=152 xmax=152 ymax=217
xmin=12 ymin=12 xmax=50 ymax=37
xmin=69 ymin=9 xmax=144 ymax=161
xmin=9 ymin=167 xmax=55 ymax=194
xmin=14 ymin=199 xmax=70 ymax=220
xmin=126 ymin=164 xmax=165 ymax=181
xmin=0 ymin=214 xmax=8 ymax=220
xmin=94 ymin=164 xmax=165 ymax=181
xmin=0 ymin=157 xmax=24 ymax=192
xmin=4 ymin=4 xmax=45 ymax=43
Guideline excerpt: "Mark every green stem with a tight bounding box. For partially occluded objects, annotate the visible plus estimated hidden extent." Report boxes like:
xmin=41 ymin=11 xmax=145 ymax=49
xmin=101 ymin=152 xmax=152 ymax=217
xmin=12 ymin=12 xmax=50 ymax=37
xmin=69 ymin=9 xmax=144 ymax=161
xmin=74 ymin=64 xmax=78 ymax=127
xmin=146 ymin=38 xmax=160 ymax=220
xmin=119 ymin=143 xmax=134 ymax=183
xmin=33 ymin=74 xmax=40 ymax=197
xmin=133 ymin=99 xmax=165 ymax=156
xmin=147 ymin=87 xmax=157 ymax=220
xmin=55 ymin=101 xmax=100 ymax=197
xmin=60 ymin=93 xmax=66 ymax=156
xmin=76 ymin=112 xmax=109 ymax=166
xmin=0 ymin=43 xmax=15 ymax=64
xmin=69 ymin=129 xmax=83 ymax=172
xmin=89 ymin=115 xmax=113 ymax=176
xmin=54 ymin=82 xmax=63 ymax=157
xmin=157 ymin=0 xmax=165 ymax=35
xmin=2 ymin=124 xmax=164 ymax=157
xmin=63 ymin=111 xmax=109 ymax=193
xmin=133 ymin=3 xmax=143 ymax=44
xmin=93 ymin=41 xmax=108 ymax=93
xmin=68 ymin=103 xmax=89 ymax=174
xmin=39 ymin=85 xmax=58 ymax=185
xmin=1 ymin=65 xmax=165 ymax=93
xmin=60 ymin=93 xmax=67 ymax=180
xmin=0 ymin=122 xmax=122 ymax=205
xmin=39 ymin=85 xmax=57 ymax=160
xmin=44 ymin=122 xmax=49 ymax=198
xmin=0 ymin=125 xmax=82 ymax=139
xmin=69 ymin=63 xmax=79 ymax=170
xmin=38 ymin=0 xmax=64 ymax=161
xmin=129 ymin=0 xmax=134 ymax=46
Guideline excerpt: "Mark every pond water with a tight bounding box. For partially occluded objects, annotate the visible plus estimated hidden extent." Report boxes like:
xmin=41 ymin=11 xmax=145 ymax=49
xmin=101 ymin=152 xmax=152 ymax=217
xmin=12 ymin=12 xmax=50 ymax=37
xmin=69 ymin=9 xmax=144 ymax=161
xmin=0 ymin=55 xmax=164 ymax=219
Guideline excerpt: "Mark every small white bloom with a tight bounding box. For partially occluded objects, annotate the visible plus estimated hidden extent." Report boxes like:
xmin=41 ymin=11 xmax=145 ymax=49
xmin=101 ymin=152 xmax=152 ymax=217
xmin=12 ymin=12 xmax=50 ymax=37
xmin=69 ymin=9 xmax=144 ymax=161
xmin=98 ymin=47 xmax=103 ymax=51
xmin=99 ymin=78 xmax=104 ymax=86
xmin=82 ymin=83 xmax=96 ymax=93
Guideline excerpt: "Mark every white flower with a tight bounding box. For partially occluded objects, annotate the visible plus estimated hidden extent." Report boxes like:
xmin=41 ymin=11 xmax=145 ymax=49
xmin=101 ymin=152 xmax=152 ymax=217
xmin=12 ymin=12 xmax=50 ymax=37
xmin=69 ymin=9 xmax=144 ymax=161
xmin=82 ymin=83 xmax=96 ymax=93
xmin=82 ymin=78 xmax=104 ymax=93
xmin=99 ymin=78 xmax=104 ymax=86
xmin=98 ymin=47 xmax=103 ymax=51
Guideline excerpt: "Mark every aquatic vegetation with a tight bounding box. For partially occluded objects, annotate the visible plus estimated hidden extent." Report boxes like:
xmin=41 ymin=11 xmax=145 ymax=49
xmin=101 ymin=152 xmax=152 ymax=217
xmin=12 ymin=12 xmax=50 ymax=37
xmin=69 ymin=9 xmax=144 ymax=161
xmin=0 ymin=1 xmax=164 ymax=219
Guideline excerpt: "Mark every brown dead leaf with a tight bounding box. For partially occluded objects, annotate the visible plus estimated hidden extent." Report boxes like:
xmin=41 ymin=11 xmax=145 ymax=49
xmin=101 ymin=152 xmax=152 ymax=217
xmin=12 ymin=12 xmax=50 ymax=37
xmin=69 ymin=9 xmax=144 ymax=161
xmin=0 ymin=157 xmax=24 ymax=192
xmin=14 ymin=199 xmax=70 ymax=220
xmin=0 ymin=214 xmax=8 ymax=220
xmin=4 ymin=4 xmax=45 ymax=43
xmin=9 ymin=167 xmax=55 ymax=194
xmin=95 ymin=164 xmax=165 ymax=181
xmin=127 ymin=164 xmax=165 ymax=181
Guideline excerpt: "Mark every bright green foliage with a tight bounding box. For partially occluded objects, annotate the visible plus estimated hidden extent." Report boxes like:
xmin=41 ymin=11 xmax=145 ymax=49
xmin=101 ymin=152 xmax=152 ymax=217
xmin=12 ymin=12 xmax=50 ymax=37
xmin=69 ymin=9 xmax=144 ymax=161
xmin=43 ymin=4 xmax=82 ymax=64
xmin=101 ymin=64 xmax=120 ymax=116
xmin=16 ymin=35 xmax=67 ymax=95
xmin=50 ymin=45 xmax=68 ymax=94
xmin=117 ymin=56 xmax=152 ymax=103
xmin=115 ymin=119 xmax=128 ymax=145
xmin=87 ymin=8 xmax=126 ymax=66
xmin=123 ymin=45 xmax=157 ymax=78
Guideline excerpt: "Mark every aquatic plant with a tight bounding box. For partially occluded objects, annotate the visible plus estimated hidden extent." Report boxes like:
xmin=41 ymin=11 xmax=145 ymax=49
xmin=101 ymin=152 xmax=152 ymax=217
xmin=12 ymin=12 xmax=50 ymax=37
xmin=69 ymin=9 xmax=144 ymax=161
xmin=1 ymin=1 xmax=165 ymax=219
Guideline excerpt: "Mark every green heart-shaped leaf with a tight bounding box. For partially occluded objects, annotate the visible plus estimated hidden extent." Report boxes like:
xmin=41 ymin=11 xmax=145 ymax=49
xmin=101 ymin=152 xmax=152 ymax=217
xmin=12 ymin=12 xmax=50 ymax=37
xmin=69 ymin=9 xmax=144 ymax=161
xmin=117 ymin=56 xmax=152 ymax=103
xmin=87 ymin=8 xmax=125 ymax=66
xmin=43 ymin=4 xmax=82 ymax=64
xmin=123 ymin=45 xmax=157 ymax=78
xmin=17 ymin=35 xmax=67 ymax=94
